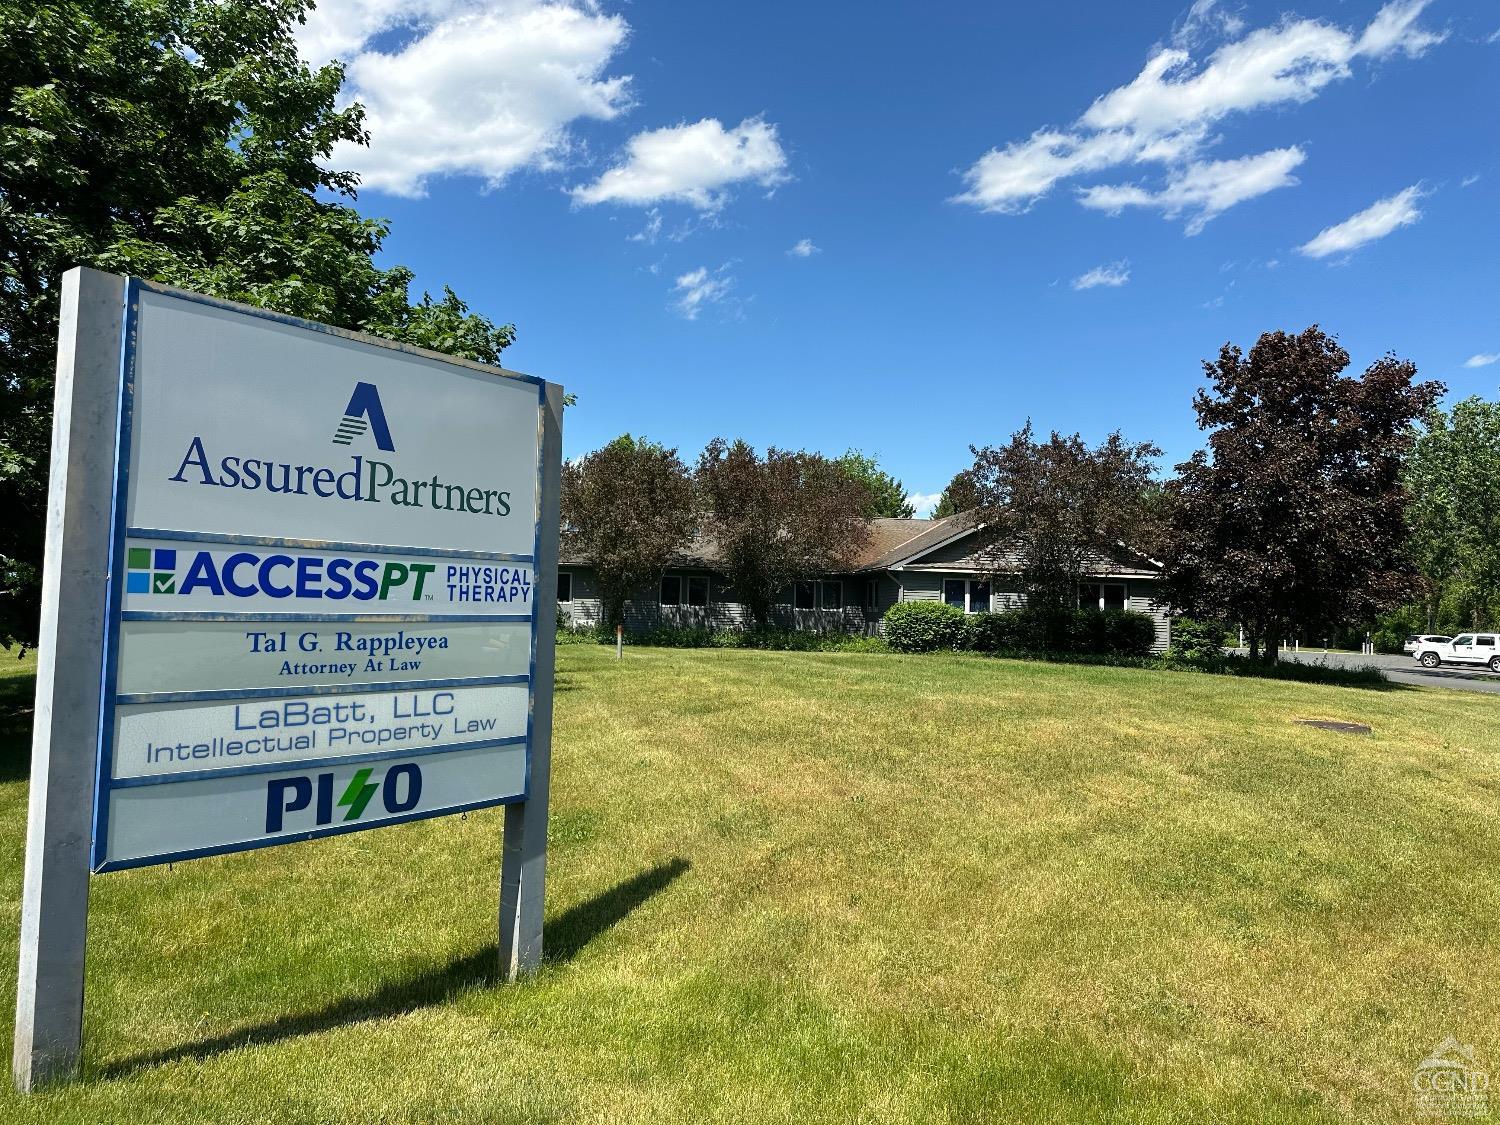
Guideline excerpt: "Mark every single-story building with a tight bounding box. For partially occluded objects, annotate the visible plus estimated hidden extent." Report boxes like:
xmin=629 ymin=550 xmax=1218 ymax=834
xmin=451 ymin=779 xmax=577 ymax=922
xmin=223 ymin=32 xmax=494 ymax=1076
xmin=558 ymin=513 xmax=1171 ymax=651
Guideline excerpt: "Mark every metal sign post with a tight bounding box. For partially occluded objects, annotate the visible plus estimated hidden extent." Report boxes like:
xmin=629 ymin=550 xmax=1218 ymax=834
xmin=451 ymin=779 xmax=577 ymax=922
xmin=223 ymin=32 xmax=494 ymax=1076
xmin=13 ymin=269 xmax=124 ymax=1091
xmin=13 ymin=269 xmax=562 ymax=1088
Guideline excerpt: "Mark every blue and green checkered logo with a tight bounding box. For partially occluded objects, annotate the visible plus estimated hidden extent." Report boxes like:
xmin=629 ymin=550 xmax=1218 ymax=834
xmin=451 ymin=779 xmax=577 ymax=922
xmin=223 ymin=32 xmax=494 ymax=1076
xmin=126 ymin=547 xmax=176 ymax=595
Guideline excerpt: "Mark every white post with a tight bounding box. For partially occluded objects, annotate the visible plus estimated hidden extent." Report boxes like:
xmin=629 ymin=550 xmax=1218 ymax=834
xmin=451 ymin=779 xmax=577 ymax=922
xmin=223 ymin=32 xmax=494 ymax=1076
xmin=616 ymin=623 xmax=623 ymax=660
xmin=498 ymin=379 xmax=563 ymax=979
xmin=14 ymin=268 xmax=126 ymax=1091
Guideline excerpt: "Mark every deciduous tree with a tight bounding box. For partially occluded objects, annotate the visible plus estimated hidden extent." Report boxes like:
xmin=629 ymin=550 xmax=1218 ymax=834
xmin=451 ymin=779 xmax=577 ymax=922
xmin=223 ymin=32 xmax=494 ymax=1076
xmin=0 ymin=0 xmax=516 ymax=646
xmin=932 ymin=469 xmax=980 ymax=519
xmin=561 ymin=435 xmax=698 ymax=630
xmin=696 ymin=439 xmax=872 ymax=628
xmin=835 ymin=449 xmax=914 ymax=518
xmin=968 ymin=423 xmax=1161 ymax=609
xmin=1405 ymin=396 xmax=1500 ymax=630
xmin=1159 ymin=326 xmax=1442 ymax=662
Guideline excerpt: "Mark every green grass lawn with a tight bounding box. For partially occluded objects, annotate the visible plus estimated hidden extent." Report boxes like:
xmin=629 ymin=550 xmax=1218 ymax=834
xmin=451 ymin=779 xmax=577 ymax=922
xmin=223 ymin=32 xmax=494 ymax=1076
xmin=0 ymin=645 xmax=1496 ymax=1123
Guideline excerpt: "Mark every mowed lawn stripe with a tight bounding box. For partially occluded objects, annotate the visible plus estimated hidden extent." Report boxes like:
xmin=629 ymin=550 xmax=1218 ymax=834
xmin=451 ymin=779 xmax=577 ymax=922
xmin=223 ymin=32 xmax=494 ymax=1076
xmin=0 ymin=646 xmax=1495 ymax=1122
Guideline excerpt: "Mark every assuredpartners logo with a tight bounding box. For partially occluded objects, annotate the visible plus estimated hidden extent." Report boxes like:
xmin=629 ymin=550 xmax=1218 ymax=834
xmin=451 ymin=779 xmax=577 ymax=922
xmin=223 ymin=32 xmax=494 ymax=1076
xmin=168 ymin=380 xmax=513 ymax=518
xmin=266 ymin=763 xmax=422 ymax=832
xmin=332 ymin=381 xmax=395 ymax=451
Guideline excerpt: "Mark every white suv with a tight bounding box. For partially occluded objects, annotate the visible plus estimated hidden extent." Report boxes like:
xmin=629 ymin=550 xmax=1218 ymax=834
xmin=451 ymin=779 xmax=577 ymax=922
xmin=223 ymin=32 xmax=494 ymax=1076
xmin=1413 ymin=633 xmax=1500 ymax=672
xmin=1404 ymin=633 xmax=1452 ymax=654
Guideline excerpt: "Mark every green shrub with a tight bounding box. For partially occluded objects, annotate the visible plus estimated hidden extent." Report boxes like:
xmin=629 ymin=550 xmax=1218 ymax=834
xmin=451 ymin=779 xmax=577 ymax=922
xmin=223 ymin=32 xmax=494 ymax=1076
xmin=578 ymin=624 xmax=888 ymax=653
xmin=1101 ymin=610 xmax=1158 ymax=657
xmin=1167 ymin=617 xmax=1229 ymax=660
xmin=963 ymin=607 xmax=1155 ymax=656
xmin=882 ymin=601 xmax=967 ymax=652
xmin=1162 ymin=652 xmax=1387 ymax=688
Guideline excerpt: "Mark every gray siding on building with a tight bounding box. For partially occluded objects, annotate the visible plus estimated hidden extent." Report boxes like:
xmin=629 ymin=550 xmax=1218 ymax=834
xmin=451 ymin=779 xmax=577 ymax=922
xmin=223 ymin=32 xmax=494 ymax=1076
xmin=1126 ymin=578 xmax=1171 ymax=652
xmin=559 ymin=566 xmax=866 ymax=634
xmin=893 ymin=568 xmax=1170 ymax=652
xmin=560 ymin=556 xmax=1170 ymax=651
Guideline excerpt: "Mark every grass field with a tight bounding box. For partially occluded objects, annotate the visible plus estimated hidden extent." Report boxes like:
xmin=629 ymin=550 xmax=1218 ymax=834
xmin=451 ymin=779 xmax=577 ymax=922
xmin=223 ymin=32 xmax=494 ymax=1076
xmin=0 ymin=645 xmax=1496 ymax=1122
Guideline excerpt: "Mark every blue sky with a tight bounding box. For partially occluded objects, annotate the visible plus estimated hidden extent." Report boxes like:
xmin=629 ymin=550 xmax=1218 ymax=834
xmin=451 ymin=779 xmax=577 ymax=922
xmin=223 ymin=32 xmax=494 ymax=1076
xmin=299 ymin=0 xmax=1500 ymax=514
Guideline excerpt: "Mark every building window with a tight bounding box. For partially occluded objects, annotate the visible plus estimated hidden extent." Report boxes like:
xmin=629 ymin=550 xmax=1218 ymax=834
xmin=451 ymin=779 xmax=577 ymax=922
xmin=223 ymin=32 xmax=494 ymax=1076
xmin=557 ymin=571 xmax=573 ymax=603
xmin=943 ymin=577 xmax=992 ymax=613
xmin=865 ymin=579 xmax=879 ymax=610
xmin=968 ymin=580 xmax=991 ymax=613
xmin=1078 ymin=582 xmax=1126 ymax=611
xmin=794 ymin=580 xmax=815 ymax=610
xmin=661 ymin=573 xmax=709 ymax=608
xmin=820 ymin=580 xmax=843 ymax=610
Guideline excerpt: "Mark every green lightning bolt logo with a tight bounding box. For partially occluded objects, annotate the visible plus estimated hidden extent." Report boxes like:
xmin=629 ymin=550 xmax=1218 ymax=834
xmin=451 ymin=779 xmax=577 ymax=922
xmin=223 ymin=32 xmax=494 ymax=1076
xmin=337 ymin=768 xmax=379 ymax=821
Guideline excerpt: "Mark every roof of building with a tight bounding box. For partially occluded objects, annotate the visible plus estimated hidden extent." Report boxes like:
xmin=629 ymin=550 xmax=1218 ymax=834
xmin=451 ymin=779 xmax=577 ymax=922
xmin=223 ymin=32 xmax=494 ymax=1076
xmin=560 ymin=511 xmax=1159 ymax=576
xmin=851 ymin=513 xmax=978 ymax=570
xmin=562 ymin=512 xmax=979 ymax=571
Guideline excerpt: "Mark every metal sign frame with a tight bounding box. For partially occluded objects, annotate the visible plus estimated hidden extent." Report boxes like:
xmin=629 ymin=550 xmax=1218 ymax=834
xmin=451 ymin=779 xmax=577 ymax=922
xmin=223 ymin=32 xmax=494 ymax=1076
xmin=89 ymin=277 xmax=548 ymax=871
xmin=13 ymin=268 xmax=562 ymax=1090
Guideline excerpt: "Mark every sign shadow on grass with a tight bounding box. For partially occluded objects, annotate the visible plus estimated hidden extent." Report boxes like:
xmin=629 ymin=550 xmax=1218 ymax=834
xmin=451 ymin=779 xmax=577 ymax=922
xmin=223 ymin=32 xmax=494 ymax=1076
xmin=98 ymin=856 xmax=691 ymax=1079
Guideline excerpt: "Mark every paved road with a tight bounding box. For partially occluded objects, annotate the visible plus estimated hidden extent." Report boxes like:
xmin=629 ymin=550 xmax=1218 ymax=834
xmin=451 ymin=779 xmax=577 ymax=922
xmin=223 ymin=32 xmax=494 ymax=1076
xmin=1257 ymin=649 xmax=1500 ymax=695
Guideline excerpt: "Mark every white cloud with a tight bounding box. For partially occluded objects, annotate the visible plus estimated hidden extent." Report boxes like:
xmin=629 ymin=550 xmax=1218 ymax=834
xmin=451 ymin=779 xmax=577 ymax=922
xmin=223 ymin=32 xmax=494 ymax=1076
xmin=905 ymin=492 xmax=943 ymax=519
xmin=570 ymin=117 xmax=788 ymax=210
xmin=628 ymin=209 xmax=663 ymax=243
xmin=1461 ymin=173 xmax=1481 ymax=188
xmin=309 ymin=0 xmax=632 ymax=197
xmin=299 ymin=0 xmax=457 ymax=63
xmin=787 ymin=238 xmax=820 ymax=257
xmin=1072 ymin=260 xmax=1131 ymax=290
xmin=1298 ymin=184 xmax=1424 ymax=259
xmin=953 ymin=1 xmax=1443 ymax=228
xmin=952 ymin=128 xmax=1146 ymax=214
xmin=672 ymin=264 xmax=734 ymax=319
xmin=1356 ymin=0 xmax=1447 ymax=58
xmin=1463 ymin=353 xmax=1499 ymax=368
xmin=1173 ymin=0 xmax=1246 ymax=48
xmin=1080 ymin=146 xmax=1304 ymax=234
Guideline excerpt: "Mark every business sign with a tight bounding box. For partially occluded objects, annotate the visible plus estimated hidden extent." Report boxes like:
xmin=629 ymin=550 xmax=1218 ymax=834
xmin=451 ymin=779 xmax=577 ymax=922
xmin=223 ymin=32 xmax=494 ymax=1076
xmin=92 ymin=281 xmax=551 ymax=870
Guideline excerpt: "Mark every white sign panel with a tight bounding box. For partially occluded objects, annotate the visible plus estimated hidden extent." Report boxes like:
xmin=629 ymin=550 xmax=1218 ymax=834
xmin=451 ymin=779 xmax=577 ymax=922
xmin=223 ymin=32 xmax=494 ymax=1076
xmin=104 ymin=744 xmax=528 ymax=867
xmin=112 ymin=683 xmax=530 ymax=780
xmin=121 ymin=538 xmax=535 ymax=614
xmin=116 ymin=619 xmax=531 ymax=694
xmin=126 ymin=288 xmax=539 ymax=555
xmin=92 ymin=281 xmax=550 ymax=871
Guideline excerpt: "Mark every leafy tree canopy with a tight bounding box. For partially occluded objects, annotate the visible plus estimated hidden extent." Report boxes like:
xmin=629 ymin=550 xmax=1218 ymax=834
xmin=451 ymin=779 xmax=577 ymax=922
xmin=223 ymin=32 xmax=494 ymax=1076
xmin=835 ymin=449 xmax=914 ymax=519
xmin=1404 ymin=395 xmax=1500 ymax=630
xmin=1159 ymin=326 xmax=1443 ymax=661
xmin=561 ymin=435 xmax=697 ymax=630
xmin=0 ymin=0 xmax=517 ymax=646
xmin=696 ymin=439 xmax=872 ymax=628
xmin=968 ymin=422 xmax=1161 ymax=610
xmin=932 ymin=468 xmax=980 ymax=519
